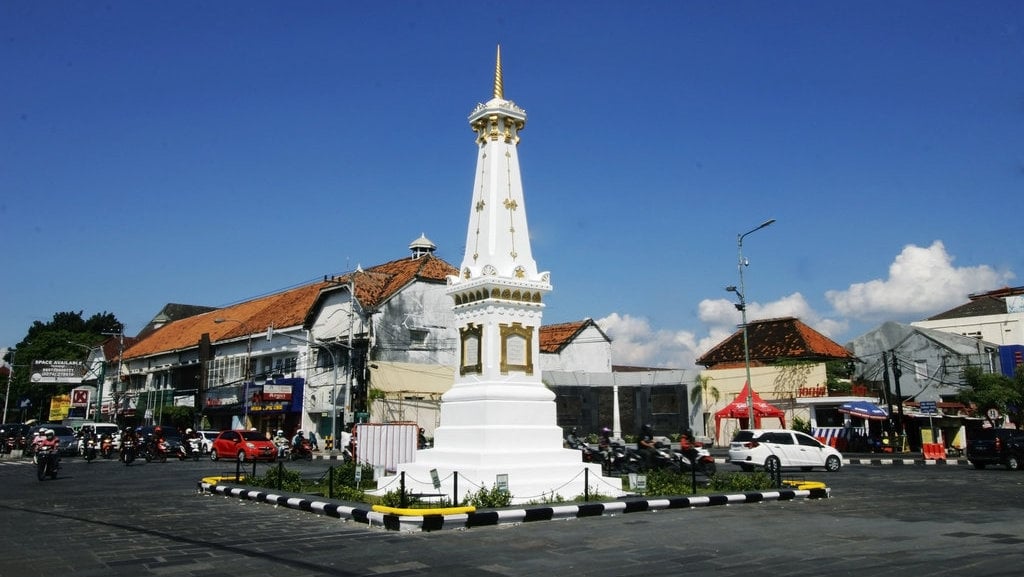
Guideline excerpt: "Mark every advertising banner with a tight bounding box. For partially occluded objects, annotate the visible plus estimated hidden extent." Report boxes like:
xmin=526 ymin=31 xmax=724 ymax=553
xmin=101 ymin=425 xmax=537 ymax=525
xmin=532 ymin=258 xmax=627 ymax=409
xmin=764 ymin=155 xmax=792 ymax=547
xmin=31 ymin=360 xmax=89 ymax=384
xmin=49 ymin=394 xmax=71 ymax=421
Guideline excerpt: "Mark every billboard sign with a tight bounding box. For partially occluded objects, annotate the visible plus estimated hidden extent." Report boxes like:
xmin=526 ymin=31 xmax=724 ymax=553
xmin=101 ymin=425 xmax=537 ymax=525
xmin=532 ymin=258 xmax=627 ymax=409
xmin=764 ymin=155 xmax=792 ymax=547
xmin=31 ymin=360 xmax=89 ymax=384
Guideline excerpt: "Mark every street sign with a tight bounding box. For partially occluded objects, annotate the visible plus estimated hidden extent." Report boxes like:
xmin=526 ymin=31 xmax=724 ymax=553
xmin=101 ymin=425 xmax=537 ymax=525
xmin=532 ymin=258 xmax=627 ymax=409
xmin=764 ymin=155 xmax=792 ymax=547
xmin=920 ymin=401 xmax=937 ymax=414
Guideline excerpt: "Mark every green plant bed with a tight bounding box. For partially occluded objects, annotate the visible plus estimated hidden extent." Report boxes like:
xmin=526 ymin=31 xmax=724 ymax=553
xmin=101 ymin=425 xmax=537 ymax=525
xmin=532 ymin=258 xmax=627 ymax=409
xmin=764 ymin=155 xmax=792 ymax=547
xmin=243 ymin=461 xmax=377 ymax=502
xmin=239 ymin=464 xmax=786 ymax=508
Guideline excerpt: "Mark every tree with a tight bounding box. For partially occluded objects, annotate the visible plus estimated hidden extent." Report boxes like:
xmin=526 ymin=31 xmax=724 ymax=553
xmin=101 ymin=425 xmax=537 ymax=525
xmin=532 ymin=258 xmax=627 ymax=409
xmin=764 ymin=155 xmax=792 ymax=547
xmin=3 ymin=311 xmax=123 ymax=423
xmin=959 ymin=366 xmax=1024 ymax=429
xmin=690 ymin=374 xmax=720 ymax=439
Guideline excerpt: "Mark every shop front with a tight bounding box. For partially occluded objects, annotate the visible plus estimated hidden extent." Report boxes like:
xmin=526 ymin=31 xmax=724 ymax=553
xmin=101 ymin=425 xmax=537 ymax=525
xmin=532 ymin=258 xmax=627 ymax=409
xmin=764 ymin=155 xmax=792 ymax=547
xmin=245 ymin=378 xmax=304 ymax=438
xmin=202 ymin=378 xmax=305 ymax=436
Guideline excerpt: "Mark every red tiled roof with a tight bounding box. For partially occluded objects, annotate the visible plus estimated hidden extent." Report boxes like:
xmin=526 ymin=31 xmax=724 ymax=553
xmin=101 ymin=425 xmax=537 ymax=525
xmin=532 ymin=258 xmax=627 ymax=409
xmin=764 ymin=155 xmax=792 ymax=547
xmin=696 ymin=317 xmax=853 ymax=369
xmin=539 ymin=319 xmax=608 ymax=354
xmin=122 ymin=282 xmax=331 ymax=360
xmin=125 ymin=254 xmax=459 ymax=361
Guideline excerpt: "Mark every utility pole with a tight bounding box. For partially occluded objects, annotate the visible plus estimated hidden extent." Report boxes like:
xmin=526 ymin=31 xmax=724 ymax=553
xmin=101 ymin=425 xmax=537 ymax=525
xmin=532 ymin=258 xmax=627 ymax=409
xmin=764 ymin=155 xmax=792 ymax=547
xmin=890 ymin=350 xmax=904 ymax=430
xmin=881 ymin=351 xmax=894 ymax=436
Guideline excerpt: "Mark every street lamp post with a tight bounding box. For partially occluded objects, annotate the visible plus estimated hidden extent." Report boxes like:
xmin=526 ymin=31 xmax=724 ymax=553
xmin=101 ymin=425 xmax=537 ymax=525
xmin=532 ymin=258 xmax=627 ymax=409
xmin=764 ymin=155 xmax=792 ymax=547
xmin=727 ymin=218 xmax=776 ymax=427
xmin=3 ymin=348 xmax=15 ymax=424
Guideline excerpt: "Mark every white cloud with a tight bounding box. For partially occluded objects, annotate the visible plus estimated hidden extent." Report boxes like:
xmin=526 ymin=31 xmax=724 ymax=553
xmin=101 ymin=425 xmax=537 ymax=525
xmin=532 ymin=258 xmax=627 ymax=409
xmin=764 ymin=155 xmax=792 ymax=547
xmin=600 ymin=293 xmax=848 ymax=371
xmin=598 ymin=312 xmax=699 ymax=369
xmin=825 ymin=241 xmax=1015 ymax=320
xmin=595 ymin=242 xmax=1011 ymax=371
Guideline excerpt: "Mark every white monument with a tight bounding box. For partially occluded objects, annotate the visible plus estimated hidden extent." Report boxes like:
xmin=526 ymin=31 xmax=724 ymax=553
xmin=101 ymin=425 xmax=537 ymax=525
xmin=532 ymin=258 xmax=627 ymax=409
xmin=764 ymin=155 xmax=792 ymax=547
xmin=373 ymin=47 xmax=623 ymax=505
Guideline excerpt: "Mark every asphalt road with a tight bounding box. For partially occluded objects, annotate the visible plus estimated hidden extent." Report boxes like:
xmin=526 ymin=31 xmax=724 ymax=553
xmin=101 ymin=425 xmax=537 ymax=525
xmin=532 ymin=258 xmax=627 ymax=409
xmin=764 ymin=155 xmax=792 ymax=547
xmin=1 ymin=454 xmax=1023 ymax=577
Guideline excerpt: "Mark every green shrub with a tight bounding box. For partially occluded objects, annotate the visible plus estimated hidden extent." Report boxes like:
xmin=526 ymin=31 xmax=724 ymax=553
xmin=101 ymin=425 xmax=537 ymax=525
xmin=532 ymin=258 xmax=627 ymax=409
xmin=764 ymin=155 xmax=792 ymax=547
xmin=643 ymin=468 xmax=698 ymax=495
xmin=707 ymin=471 xmax=775 ymax=492
xmin=246 ymin=464 xmax=304 ymax=493
xmin=464 ymin=484 xmax=513 ymax=508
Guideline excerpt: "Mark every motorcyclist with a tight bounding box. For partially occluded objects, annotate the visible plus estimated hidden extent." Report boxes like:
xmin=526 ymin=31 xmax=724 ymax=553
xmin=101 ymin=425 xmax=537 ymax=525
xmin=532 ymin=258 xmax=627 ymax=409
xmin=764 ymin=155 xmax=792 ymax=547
xmin=120 ymin=427 xmax=138 ymax=458
xmin=598 ymin=426 xmax=613 ymax=451
xmin=565 ymin=427 xmax=583 ymax=448
xmin=637 ymin=424 xmax=656 ymax=470
xmin=679 ymin=427 xmax=700 ymax=465
xmin=273 ymin=429 xmax=289 ymax=457
xmin=151 ymin=425 xmax=166 ymax=457
xmin=33 ymin=428 xmax=60 ymax=454
xmin=184 ymin=428 xmax=201 ymax=454
xmin=291 ymin=429 xmax=306 ymax=453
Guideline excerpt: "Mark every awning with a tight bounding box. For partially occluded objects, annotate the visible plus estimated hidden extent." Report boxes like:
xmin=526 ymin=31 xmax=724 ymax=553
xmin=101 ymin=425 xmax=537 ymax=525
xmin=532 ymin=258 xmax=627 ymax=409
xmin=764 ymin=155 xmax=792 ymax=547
xmin=369 ymin=361 xmax=453 ymax=396
xmin=838 ymin=400 xmax=888 ymax=421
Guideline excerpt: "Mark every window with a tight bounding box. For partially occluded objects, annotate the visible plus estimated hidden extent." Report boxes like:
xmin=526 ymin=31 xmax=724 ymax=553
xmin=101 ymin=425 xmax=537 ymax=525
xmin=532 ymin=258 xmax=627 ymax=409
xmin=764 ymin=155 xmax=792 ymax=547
xmin=914 ymin=360 xmax=928 ymax=381
xmin=796 ymin=433 xmax=821 ymax=447
xmin=409 ymin=329 xmax=429 ymax=349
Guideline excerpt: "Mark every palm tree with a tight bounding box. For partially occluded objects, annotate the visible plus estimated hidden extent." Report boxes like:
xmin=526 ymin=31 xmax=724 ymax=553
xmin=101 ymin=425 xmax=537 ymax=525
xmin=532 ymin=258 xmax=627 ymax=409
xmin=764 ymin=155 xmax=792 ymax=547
xmin=690 ymin=374 xmax=720 ymax=441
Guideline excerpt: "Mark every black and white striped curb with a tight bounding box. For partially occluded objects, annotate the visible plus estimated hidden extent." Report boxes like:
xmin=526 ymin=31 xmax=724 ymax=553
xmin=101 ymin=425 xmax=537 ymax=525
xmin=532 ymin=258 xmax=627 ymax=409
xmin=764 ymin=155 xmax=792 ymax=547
xmin=198 ymin=481 xmax=830 ymax=532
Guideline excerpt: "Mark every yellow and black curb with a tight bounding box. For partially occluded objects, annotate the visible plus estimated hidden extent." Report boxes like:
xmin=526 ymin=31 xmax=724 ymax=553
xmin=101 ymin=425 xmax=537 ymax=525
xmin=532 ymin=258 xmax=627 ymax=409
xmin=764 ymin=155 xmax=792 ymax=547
xmin=197 ymin=479 xmax=830 ymax=532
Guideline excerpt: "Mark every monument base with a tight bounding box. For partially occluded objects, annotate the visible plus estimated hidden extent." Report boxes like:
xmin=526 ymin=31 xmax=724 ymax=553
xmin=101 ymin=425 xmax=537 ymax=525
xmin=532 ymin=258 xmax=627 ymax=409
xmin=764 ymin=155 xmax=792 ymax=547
xmin=371 ymin=444 xmax=624 ymax=505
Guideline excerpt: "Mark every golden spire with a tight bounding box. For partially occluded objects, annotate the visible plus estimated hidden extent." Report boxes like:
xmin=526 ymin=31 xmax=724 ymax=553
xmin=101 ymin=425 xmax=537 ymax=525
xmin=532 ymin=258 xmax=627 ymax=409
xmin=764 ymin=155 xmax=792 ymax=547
xmin=493 ymin=44 xmax=503 ymax=99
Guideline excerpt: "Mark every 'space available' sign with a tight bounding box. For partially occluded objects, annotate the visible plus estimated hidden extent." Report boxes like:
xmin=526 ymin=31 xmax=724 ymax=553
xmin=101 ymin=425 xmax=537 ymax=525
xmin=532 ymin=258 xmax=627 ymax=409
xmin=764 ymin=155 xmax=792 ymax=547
xmin=31 ymin=360 xmax=89 ymax=384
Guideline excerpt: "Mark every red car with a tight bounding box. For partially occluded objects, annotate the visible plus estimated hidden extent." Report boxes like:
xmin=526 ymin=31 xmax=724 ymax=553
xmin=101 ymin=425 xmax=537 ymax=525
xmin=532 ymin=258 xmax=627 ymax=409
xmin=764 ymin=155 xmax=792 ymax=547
xmin=209 ymin=430 xmax=277 ymax=462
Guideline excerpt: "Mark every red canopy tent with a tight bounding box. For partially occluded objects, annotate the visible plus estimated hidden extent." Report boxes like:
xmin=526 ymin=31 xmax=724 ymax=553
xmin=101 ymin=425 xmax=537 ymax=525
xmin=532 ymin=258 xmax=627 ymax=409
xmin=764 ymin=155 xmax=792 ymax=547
xmin=714 ymin=382 xmax=787 ymax=440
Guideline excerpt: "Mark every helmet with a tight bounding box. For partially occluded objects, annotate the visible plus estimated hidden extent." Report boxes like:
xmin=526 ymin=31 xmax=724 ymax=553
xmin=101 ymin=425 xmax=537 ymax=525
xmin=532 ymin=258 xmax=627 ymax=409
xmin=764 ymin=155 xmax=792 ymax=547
xmin=45 ymin=429 xmax=55 ymax=439
xmin=186 ymin=428 xmax=193 ymax=434
xmin=642 ymin=424 xmax=653 ymax=434
xmin=277 ymin=430 xmax=284 ymax=436
xmin=296 ymin=430 xmax=303 ymax=435
xmin=154 ymin=426 xmax=162 ymax=433
xmin=600 ymin=427 xmax=612 ymax=435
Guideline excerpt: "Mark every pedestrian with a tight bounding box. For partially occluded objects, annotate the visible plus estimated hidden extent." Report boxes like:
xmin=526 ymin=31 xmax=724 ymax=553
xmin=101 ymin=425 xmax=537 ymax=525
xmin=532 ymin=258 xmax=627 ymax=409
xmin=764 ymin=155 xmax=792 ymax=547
xmin=308 ymin=430 xmax=319 ymax=451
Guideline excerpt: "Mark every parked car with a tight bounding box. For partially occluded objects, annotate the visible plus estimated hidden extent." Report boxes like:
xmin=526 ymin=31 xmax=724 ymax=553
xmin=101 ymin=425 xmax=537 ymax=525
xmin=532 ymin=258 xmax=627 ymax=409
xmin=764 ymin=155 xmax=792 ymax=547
xmin=728 ymin=429 xmax=843 ymax=472
xmin=210 ymin=429 xmax=277 ymax=462
xmin=197 ymin=430 xmax=220 ymax=454
xmin=966 ymin=428 xmax=1024 ymax=470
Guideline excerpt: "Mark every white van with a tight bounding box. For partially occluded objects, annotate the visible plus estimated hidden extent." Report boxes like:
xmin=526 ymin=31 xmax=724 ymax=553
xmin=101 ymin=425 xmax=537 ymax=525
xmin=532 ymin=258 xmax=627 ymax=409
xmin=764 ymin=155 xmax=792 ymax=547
xmin=77 ymin=422 xmax=121 ymax=453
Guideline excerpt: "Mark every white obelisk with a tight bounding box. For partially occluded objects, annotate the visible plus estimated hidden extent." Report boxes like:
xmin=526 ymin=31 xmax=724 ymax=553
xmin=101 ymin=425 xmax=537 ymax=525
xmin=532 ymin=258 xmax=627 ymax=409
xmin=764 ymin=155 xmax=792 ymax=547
xmin=376 ymin=47 xmax=622 ymax=505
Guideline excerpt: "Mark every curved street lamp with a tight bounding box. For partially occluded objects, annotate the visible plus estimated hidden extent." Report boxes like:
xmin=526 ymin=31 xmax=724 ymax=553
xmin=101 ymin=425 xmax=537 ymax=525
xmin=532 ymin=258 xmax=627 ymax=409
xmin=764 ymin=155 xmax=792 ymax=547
xmin=727 ymin=218 xmax=776 ymax=427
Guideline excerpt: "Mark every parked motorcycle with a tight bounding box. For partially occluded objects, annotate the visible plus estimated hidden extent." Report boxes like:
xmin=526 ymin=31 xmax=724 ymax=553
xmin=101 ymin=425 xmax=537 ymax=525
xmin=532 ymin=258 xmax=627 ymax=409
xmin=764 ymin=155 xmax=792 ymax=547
xmin=35 ymin=446 xmax=60 ymax=481
xmin=565 ymin=432 xmax=606 ymax=466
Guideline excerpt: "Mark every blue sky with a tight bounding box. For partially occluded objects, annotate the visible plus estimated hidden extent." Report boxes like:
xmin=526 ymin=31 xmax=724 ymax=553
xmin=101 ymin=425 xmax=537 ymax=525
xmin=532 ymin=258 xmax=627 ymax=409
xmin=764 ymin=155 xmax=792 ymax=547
xmin=3 ymin=1 xmax=1022 ymax=368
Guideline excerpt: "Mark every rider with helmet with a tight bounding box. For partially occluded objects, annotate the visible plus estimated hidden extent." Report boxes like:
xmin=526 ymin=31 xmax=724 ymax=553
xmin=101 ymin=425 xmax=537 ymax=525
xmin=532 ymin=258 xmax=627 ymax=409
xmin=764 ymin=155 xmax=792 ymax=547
xmin=679 ymin=427 xmax=699 ymax=465
xmin=598 ymin=426 xmax=613 ymax=451
xmin=33 ymin=428 xmax=60 ymax=454
xmin=273 ymin=429 xmax=289 ymax=457
xmin=637 ymin=423 xmax=656 ymax=470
